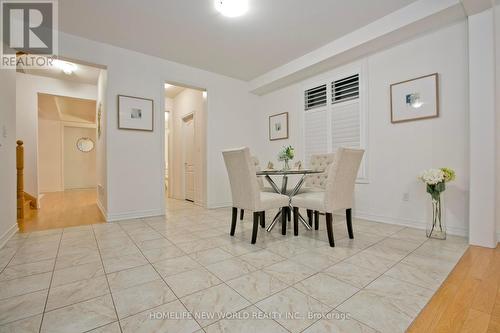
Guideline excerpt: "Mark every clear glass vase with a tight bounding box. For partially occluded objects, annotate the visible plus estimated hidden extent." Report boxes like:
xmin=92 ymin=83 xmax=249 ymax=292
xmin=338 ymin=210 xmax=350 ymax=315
xmin=283 ymin=159 xmax=290 ymax=171
xmin=426 ymin=194 xmax=446 ymax=239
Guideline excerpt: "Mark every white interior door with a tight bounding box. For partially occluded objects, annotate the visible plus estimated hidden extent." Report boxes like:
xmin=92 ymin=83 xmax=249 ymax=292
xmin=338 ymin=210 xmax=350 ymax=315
xmin=183 ymin=115 xmax=195 ymax=202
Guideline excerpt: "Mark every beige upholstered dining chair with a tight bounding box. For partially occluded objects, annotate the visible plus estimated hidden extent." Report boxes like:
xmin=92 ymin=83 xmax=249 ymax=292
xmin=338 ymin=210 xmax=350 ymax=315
xmin=301 ymin=153 xmax=336 ymax=227
xmin=240 ymin=156 xmax=274 ymax=220
xmin=305 ymin=153 xmax=336 ymax=189
xmin=239 ymin=156 xmax=269 ymax=221
xmin=223 ymin=147 xmax=289 ymax=244
xmin=291 ymin=148 xmax=364 ymax=247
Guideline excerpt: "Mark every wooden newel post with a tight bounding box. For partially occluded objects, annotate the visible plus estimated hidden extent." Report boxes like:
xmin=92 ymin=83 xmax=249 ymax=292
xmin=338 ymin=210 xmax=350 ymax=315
xmin=16 ymin=140 xmax=25 ymax=219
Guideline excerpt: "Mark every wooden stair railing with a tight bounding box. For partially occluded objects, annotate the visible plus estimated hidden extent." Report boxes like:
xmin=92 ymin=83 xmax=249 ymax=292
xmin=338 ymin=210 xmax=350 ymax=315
xmin=16 ymin=140 xmax=25 ymax=219
xmin=16 ymin=140 xmax=38 ymax=221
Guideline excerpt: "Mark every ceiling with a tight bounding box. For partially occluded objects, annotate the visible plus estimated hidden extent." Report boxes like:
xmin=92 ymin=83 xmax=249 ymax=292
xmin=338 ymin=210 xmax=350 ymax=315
xmin=38 ymin=93 xmax=97 ymax=123
xmin=165 ymin=85 xmax=185 ymax=99
xmin=17 ymin=56 xmax=101 ymax=85
xmin=59 ymin=0 xmax=419 ymax=81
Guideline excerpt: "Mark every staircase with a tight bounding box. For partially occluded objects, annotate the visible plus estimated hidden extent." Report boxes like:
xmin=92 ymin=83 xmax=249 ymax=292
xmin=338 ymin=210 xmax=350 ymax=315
xmin=17 ymin=140 xmax=37 ymax=220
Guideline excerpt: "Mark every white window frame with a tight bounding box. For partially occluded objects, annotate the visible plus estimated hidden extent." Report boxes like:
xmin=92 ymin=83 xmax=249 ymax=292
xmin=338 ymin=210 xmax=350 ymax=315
xmin=302 ymin=60 xmax=369 ymax=183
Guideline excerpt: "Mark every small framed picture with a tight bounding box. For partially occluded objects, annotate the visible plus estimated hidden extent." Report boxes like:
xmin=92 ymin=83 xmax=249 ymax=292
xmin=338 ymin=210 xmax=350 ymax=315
xmin=390 ymin=73 xmax=439 ymax=124
xmin=118 ymin=95 xmax=154 ymax=131
xmin=269 ymin=112 xmax=289 ymax=141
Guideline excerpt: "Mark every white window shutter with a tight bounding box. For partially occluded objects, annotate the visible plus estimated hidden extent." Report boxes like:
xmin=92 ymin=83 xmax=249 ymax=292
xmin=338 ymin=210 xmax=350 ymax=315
xmin=304 ymin=84 xmax=327 ymax=110
xmin=331 ymin=101 xmax=360 ymax=151
xmin=332 ymin=74 xmax=359 ymax=104
xmin=304 ymin=109 xmax=328 ymax=167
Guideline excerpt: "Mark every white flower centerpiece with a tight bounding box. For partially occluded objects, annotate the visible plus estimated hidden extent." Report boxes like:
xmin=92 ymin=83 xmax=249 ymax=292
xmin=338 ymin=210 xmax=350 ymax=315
xmin=278 ymin=145 xmax=295 ymax=170
xmin=419 ymin=167 xmax=456 ymax=239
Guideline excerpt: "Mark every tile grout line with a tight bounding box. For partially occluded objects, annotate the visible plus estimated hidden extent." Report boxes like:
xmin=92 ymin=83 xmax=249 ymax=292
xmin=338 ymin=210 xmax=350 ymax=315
xmin=189 ymin=217 xmax=341 ymax=331
xmin=37 ymin=229 xmax=63 ymax=333
xmin=174 ymin=208 xmax=466 ymax=331
xmin=0 ymin=239 xmax=29 ymax=276
xmin=91 ymin=224 xmax=124 ymax=333
xmin=131 ymin=216 xmax=292 ymax=331
xmin=181 ymin=241 xmax=292 ymax=331
xmin=323 ymin=231 xmax=435 ymax=332
xmin=283 ymin=225 xmax=419 ymax=332
xmin=115 ymin=219 xmax=206 ymax=330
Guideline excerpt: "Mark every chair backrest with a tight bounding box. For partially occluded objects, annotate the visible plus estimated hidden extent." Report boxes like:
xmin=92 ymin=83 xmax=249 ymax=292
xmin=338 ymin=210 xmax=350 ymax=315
xmin=252 ymin=156 xmax=265 ymax=189
xmin=324 ymin=148 xmax=364 ymax=212
xmin=306 ymin=153 xmax=336 ymax=189
xmin=222 ymin=147 xmax=260 ymax=210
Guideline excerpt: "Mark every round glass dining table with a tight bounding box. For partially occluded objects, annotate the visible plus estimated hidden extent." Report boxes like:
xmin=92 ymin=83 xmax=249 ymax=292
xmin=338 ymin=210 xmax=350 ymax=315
xmin=256 ymin=169 xmax=322 ymax=232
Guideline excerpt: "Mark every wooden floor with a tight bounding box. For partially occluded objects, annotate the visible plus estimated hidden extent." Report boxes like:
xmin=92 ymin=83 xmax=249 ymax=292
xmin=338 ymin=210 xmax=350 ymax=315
xmin=408 ymin=244 xmax=500 ymax=333
xmin=18 ymin=189 xmax=105 ymax=233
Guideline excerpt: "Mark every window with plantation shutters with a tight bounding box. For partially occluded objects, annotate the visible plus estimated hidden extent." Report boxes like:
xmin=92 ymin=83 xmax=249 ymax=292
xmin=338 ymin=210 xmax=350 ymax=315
xmin=332 ymin=74 xmax=359 ymax=104
xmin=303 ymin=67 xmax=368 ymax=182
xmin=304 ymin=84 xmax=327 ymax=110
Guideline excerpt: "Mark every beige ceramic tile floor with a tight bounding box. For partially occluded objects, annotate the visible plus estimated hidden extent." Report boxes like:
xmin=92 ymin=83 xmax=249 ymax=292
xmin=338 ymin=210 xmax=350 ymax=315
xmin=0 ymin=199 xmax=468 ymax=333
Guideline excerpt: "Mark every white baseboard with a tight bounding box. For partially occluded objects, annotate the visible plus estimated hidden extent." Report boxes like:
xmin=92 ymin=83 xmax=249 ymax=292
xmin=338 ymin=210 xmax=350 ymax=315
xmin=207 ymin=202 xmax=232 ymax=209
xmin=106 ymin=208 xmax=164 ymax=222
xmin=0 ymin=223 xmax=19 ymax=249
xmin=354 ymin=211 xmax=468 ymax=237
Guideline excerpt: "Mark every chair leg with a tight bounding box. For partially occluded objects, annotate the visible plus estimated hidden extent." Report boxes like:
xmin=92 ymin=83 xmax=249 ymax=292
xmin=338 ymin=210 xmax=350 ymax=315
xmin=326 ymin=213 xmax=335 ymax=247
xmin=314 ymin=211 xmax=319 ymax=230
xmin=281 ymin=208 xmax=287 ymax=235
xmin=251 ymin=212 xmax=259 ymax=244
xmin=240 ymin=209 xmax=244 ymax=220
xmin=260 ymin=211 xmax=266 ymax=228
xmin=293 ymin=207 xmax=299 ymax=236
xmin=287 ymin=207 xmax=291 ymax=222
xmin=307 ymin=209 xmax=313 ymax=227
xmin=230 ymin=207 xmax=237 ymax=236
xmin=346 ymin=208 xmax=354 ymax=239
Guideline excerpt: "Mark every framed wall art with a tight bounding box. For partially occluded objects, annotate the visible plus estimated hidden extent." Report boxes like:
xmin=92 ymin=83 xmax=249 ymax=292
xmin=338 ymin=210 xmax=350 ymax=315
xmin=390 ymin=73 xmax=439 ymax=124
xmin=118 ymin=95 xmax=154 ymax=131
xmin=269 ymin=112 xmax=289 ymax=141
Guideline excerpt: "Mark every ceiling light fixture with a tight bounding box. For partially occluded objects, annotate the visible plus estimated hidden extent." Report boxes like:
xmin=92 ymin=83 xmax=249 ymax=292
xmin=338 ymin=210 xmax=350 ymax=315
xmin=214 ymin=0 xmax=248 ymax=18
xmin=164 ymin=83 xmax=173 ymax=89
xmin=53 ymin=59 xmax=77 ymax=75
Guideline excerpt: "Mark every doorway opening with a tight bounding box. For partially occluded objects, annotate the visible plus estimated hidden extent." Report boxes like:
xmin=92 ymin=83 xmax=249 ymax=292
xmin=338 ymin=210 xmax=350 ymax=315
xmin=16 ymin=56 xmax=107 ymax=232
xmin=164 ymin=82 xmax=207 ymax=207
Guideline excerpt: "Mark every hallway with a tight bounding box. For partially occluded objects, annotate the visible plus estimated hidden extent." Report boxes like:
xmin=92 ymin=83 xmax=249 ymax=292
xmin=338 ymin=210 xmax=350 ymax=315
xmin=18 ymin=190 xmax=105 ymax=233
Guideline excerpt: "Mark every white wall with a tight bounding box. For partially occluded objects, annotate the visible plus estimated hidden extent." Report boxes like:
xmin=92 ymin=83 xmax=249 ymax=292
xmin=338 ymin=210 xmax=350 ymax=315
xmin=96 ymin=70 xmax=108 ymax=215
xmin=38 ymin=119 xmax=98 ymax=193
xmin=469 ymin=9 xmax=497 ymax=247
xmin=16 ymin=73 xmax=97 ymax=198
xmin=170 ymin=88 xmax=206 ymax=206
xmin=63 ymin=126 xmax=97 ymax=189
xmin=0 ymin=64 xmax=17 ymax=247
xmin=38 ymin=119 xmax=63 ymax=192
xmin=165 ymin=97 xmax=173 ymax=112
xmin=255 ymin=21 xmax=469 ymax=236
xmin=58 ymin=32 xmax=257 ymax=221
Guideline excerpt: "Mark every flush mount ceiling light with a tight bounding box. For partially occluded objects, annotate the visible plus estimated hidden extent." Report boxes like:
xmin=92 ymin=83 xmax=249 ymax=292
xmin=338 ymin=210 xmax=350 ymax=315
xmin=214 ymin=0 xmax=249 ymax=17
xmin=53 ymin=59 xmax=77 ymax=75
